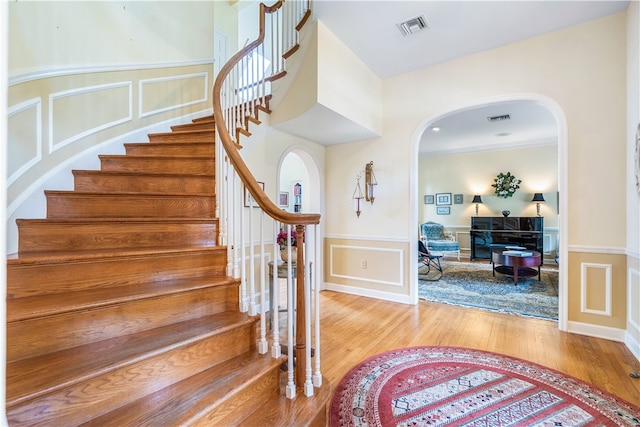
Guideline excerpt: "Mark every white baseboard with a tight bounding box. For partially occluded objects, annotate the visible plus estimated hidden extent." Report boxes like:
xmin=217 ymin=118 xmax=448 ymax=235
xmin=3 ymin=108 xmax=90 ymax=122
xmin=566 ymin=320 xmax=627 ymax=342
xmin=323 ymin=282 xmax=414 ymax=305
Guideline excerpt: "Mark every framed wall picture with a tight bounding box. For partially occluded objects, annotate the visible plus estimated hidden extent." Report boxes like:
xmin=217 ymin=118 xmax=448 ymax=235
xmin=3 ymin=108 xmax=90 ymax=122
xmin=279 ymin=191 xmax=289 ymax=207
xmin=436 ymin=206 xmax=450 ymax=215
xmin=424 ymin=195 xmax=434 ymax=204
xmin=453 ymin=194 xmax=463 ymax=204
xmin=244 ymin=181 xmax=265 ymax=207
xmin=436 ymin=193 xmax=451 ymax=205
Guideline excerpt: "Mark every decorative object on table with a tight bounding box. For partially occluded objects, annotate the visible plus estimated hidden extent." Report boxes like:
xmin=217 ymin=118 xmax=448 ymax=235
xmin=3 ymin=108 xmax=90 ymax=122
xmin=418 ymin=261 xmax=557 ymax=319
xmin=531 ymin=192 xmax=545 ymax=216
xmin=419 ymin=221 xmax=460 ymax=260
xmin=491 ymin=171 xmax=520 ymax=198
xmin=352 ymin=174 xmax=364 ymax=217
xmin=453 ymin=193 xmax=463 ymax=204
xmin=277 ymin=228 xmax=299 ymax=262
xmin=471 ymin=194 xmax=483 ymax=216
xmin=364 ymin=161 xmax=377 ymax=204
xmin=244 ymin=181 xmax=265 ymax=207
xmin=501 ymin=209 xmax=510 ymax=217
xmin=435 ymin=192 xmax=451 ymax=205
xmin=278 ymin=191 xmax=289 ymax=207
xmin=293 ymin=182 xmax=302 ymax=212
xmin=329 ymin=346 xmax=640 ymax=427
xmin=424 ymin=194 xmax=434 ymax=204
xmin=436 ymin=206 xmax=450 ymax=215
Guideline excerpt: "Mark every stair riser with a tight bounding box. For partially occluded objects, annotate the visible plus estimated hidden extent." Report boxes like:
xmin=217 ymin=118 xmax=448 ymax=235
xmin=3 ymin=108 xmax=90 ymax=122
xmin=7 ymin=323 xmax=255 ymax=426
xmin=192 ymin=364 xmax=281 ymax=426
xmin=8 ymin=250 xmax=227 ymax=298
xmin=46 ymin=193 xmax=216 ymax=218
xmin=7 ymin=285 xmax=239 ymax=362
xmin=17 ymin=221 xmax=218 ymax=252
xmin=124 ymin=143 xmax=215 ymax=156
xmin=148 ymin=132 xmax=214 ymax=143
xmin=100 ymin=157 xmax=214 ymax=175
xmin=73 ymin=172 xmax=215 ymax=194
xmin=171 ymin=122 xmax=215 ymax=131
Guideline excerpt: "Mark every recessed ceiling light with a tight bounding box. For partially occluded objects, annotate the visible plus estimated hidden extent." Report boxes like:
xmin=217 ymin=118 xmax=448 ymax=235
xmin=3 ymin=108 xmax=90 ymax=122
xmin=495 ymin=132 xmax=511 ymax=137
xmin=431 ymin=126 xmax=440 ymax=132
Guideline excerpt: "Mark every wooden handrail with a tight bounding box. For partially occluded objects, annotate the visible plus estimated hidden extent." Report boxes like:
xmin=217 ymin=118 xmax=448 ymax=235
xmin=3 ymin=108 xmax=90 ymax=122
xmin=213 ymin=1 xmax=319 ymax=227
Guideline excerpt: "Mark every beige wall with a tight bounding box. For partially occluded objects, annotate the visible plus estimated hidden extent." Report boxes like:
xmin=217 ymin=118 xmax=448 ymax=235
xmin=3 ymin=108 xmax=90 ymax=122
xmin=9 ymin=1 xmax=214 ymax=76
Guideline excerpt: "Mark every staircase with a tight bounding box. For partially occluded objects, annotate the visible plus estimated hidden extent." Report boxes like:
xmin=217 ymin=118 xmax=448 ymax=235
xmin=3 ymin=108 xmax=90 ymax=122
xmin=5 ymin=116 xmax=329 ymax=426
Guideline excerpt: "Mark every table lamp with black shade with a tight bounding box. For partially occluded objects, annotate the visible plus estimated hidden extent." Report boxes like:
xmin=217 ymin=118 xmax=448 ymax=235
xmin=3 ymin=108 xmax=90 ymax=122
xmin=531 ymin=193 xmax=545 ymax=216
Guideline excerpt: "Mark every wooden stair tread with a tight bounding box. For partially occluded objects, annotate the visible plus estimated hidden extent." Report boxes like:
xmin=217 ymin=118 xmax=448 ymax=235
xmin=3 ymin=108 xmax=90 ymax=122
xmin=7 ymin=244 xmax=225 ymax=264
xmin=148 ymin=129 xmax=214 ymax=138
xmin=99 ymin=154 xmax=213 ymax=160
xmin=239 ymin=374 xmax=332 ymax=427
xmin=45 ymin=190 xmax=216 ymax=197
xmin=72 ymin=170 xmax=215 ymax=178
xmin=80 ymin=351 xmax=282 ymax=427
xmin=6 ymin=311 xmax=256 ymax=407
xmin=16 ymin=217 xmax=220 ymax=225
xmin=7 ymin=275 xmax=237 ymax=322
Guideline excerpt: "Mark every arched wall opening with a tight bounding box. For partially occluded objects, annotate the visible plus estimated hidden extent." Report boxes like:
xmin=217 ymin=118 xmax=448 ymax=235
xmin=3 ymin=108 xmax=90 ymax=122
xmin=277 ymin=148 xmax=325 ymax=291
xmin=410 ymin=93 xmax=568 ymax=330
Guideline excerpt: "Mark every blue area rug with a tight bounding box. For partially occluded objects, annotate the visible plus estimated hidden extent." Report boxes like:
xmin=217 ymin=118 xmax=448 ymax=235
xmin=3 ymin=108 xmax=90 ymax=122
xmin=418 ymin=261 xmax=558 ymax=320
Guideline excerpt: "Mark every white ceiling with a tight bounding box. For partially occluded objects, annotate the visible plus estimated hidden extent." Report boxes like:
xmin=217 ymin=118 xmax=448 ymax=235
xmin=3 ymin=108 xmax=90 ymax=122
xmin=298 ymin=0 xmax=629 ymax=151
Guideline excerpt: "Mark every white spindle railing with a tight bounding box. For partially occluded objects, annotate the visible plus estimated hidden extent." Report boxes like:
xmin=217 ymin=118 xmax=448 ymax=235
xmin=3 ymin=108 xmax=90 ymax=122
xmin=213 ymin=0 xmax=319 ymax=398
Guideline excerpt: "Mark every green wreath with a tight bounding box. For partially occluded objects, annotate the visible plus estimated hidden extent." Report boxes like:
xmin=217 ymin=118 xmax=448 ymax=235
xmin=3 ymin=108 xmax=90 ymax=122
xmin=491 ymin=172 xmax=521 ymax=198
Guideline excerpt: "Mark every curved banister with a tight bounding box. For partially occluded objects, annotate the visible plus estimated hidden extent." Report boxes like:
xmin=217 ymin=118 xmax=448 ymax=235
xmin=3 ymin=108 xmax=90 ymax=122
xmin=213 ymin=1 xmax=319 ymax=226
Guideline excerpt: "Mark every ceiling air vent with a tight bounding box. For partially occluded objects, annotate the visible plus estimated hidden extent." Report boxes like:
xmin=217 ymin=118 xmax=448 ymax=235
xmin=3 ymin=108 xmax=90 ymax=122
xmin=487 ymin=114 xmax=511 ymax=123
xmin=397 ymin=15 xmax=429 ymax=37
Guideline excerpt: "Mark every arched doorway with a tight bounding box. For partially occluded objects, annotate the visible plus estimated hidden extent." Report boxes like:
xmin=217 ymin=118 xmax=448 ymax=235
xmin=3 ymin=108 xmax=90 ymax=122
xmin=411 ymin=94 xmax=568 ymax=330
xmin=277 ymin=148 xmax=324 ymax=291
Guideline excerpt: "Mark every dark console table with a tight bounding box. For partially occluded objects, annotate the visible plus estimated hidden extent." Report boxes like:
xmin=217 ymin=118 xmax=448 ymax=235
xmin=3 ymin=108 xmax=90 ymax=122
xmin=470 ymin=217 xmax=543 ymax=262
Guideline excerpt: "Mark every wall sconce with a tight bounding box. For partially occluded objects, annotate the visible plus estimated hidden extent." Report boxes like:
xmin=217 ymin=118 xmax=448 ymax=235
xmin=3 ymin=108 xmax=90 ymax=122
xmin=365 ymin=161 xmax=377 ymax=204
xmin=531 ymin=193 xmax=545 ymax=216
xmin=353 ymin=174 xmax=364 ymax=217
xmin=471 ymin=195 xmax=483 ymax=216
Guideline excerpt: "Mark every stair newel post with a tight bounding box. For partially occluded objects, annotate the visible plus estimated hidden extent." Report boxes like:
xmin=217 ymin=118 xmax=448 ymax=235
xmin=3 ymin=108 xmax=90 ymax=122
xmin=295 ymin=224 xmax=306 ymax=389
xmin=285 ymin=224 xmax=296 ymax=399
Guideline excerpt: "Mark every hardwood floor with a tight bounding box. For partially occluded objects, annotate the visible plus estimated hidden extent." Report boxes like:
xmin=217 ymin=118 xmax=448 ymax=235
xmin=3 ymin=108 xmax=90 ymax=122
xmin=318 ymin=290 xmax=640 ymax=407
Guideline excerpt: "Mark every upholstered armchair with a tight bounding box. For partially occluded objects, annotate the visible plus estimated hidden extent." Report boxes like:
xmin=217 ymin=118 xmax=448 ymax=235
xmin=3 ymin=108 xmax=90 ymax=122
xmin=419 ymin=221 xmax=460 ymax=260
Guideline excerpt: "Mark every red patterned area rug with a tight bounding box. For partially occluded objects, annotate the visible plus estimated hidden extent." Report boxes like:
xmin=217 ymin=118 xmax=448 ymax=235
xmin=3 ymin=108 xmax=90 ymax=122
xmin=330 ymin=346 xmax=640 ymax=426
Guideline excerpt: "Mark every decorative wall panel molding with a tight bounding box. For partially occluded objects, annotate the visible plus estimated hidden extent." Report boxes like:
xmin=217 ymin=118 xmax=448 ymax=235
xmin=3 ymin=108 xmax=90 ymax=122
xmin=49 ymin=82 xmax=132 ymax=152
xmin=329 ymin=244 xmax=403 ymax=287
xmin=8 ymin=98 xmax=42 ymax=185
xmin=580 ymin=262 xmax=612 ymax=316
xmin=139 ymin=72 xmax=208 ymax=118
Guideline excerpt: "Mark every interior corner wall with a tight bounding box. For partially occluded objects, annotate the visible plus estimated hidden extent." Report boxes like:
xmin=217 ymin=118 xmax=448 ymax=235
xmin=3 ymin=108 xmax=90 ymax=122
xmin=316 ymin=20 xmax=383 ymax=136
